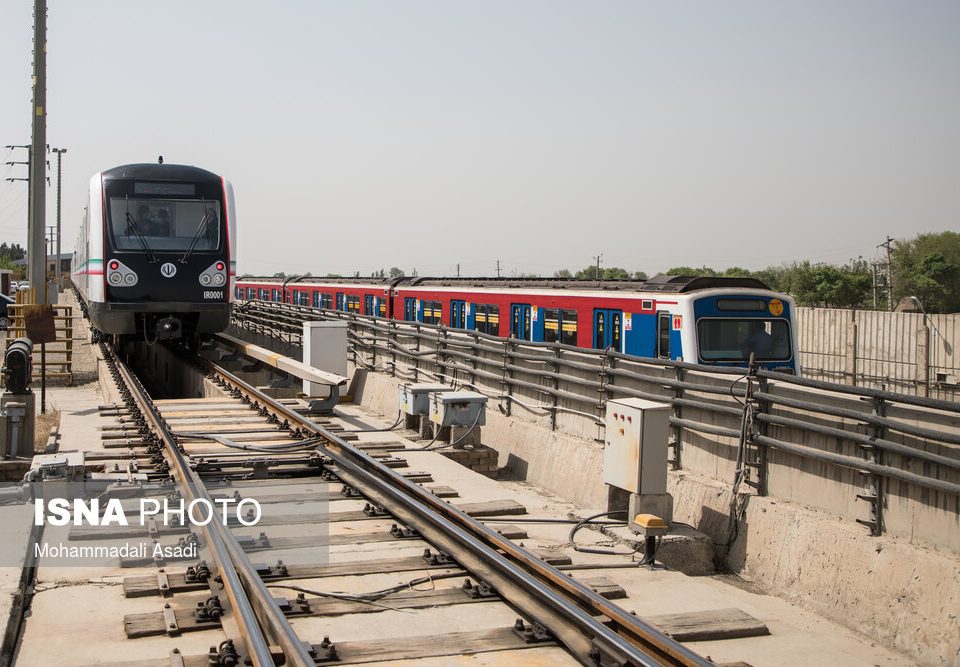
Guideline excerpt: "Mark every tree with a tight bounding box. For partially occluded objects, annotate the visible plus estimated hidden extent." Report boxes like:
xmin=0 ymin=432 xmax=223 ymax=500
xmin=721 ymin=266 xmax=752 ymax=278
xmin=666 ymin=266 xmax=718 ymax=277
xmin=389 ymin=267 xmax=405 ymax=278
xmin=272 ymin=271 xmax=286 ymax=278
xmin=777 ymin=260 xmax=871 ymax=308
xmin=554 ymin=269 xmax=573 ymax=279
xmin=892 ymin=232 xmax=960 ymax=313
xmin=574 ymin=265 xmax=630 ymax=280
xmin=633 ymin=271 xmax=648 ymax=281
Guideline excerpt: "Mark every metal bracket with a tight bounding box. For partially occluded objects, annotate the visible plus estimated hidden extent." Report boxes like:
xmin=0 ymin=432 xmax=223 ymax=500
xmin=340 ymin=484 xmax=361 ymax=498
xmin=362 ymin=503 xmax=388 ymax=517
xmin=462 ymin=578 xmax=497 ymax=599
xmin=512 ymin=618 xmax=553 ymax=644
xmin=194 ymin=595 xmax=224 ymax=622
xmin=421 ymin=548 xmax=456 ymax=566
xmin=390 ymin=524 xmax=420 ymax=539
xmin=184 ymin=560 xmax=210 ymax=583
xmin=162 ymin=602 xmax=179 ymax=636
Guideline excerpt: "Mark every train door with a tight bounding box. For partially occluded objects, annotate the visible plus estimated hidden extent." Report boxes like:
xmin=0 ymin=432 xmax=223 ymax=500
xmin=451 ymin=300 xmax=467 ymax=329
xmin=364 ymin=294 xmax=375 ymax=316
xmin=336 ymin=292 xmax=345 ymax=311
xmin=510 ymin=304 xmax=532 ymax=340
xmin=593 ymin=309 xmax=623 ymax=351
xmin=403 ymin=298 xmax=417 ymax=321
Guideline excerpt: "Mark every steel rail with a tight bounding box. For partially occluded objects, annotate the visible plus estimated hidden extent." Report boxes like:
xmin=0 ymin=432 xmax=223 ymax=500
xmin=196 ymin=353 xmax=712 ymax=667
xmin=105 ymin=345 xmax=314 ymax=667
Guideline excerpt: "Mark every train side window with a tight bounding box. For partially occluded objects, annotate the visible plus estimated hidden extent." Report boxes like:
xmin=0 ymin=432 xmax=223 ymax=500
xmin=487 ymin=305 xmax=500 ymax=337
xmin=312 ymin=291 xmax=320 ymax=308
xmin=322 ymin=293 xmax=332 ymax=309
xmin=543 ymin=308 xmax=560 ymax=343
xmin=379 ymin=299 xmax=387 ymax=317
xmin=593 ymin=311 xmax=605 ymax=348
xmin=423 ymin=300 xmax=442 ymax=325
xmin=235 ymin=287 xmax=243 ymax=299
xmin=259 ymin=288 xmax=267 ymax=301
xmin=347 ymin=295 xmax=360 ymax=313
xmin=657 ymin=312 xmax=671 ymax=359
xmin=273 ymin=289 xmax=280 ymax=302
xmin=560 ymin=309 xmax=578 ymax=346
xmin=336 ymin=292 xmax=345 ymax=311
xmin=246 ymin=288 xmax=255 ymax=300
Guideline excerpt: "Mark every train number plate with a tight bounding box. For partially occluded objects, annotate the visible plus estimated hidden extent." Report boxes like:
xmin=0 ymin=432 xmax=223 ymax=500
xmin=203 ymin=291 xmax=223 ymax=300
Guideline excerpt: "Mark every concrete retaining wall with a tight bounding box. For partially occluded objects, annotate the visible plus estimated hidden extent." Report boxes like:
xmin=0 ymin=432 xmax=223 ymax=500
xmin=348 ymin=365 xmax=960 ymax=667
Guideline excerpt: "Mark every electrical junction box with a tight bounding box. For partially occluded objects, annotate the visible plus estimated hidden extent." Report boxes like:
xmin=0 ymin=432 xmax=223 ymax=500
xmin=429 ymin=391 xmax=487 ymax=427
xmin=603 ymin=398 xmax=670 ymax=495
xmin=399 ymin=383 xmax=454 ymax=417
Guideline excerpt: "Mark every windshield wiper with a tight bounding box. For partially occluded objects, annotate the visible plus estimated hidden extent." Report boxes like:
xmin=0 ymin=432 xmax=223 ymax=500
xmin=179 ymin=210 xmax=215 ymax=264
xmin=124 ymin=212 xmax=158 ymax=263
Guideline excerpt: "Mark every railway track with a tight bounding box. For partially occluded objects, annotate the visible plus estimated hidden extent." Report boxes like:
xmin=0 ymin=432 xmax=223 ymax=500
xmin=14 ymin=340 xmax=716 ymax=666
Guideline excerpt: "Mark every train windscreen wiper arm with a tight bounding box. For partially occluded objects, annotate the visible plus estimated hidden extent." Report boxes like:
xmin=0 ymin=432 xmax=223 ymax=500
xmin=178 ymin=211 xmax=213 ymax=264
xmin=124 ymin=212 xmax=158 ymax=263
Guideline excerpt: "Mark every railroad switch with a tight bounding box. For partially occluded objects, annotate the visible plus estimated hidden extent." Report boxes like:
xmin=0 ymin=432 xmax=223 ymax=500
xmin=512 ymin=619 xmax=553 ymax=644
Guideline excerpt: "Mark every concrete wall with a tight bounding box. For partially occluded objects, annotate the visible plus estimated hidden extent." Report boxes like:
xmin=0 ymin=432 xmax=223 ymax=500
xmin=796 ymin=307 xmax=959 ymax=400
xmin=348 ymin=365 xmax=960 ymax=667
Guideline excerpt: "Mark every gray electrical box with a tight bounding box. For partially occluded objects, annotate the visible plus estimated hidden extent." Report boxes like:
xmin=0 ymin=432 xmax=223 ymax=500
xmin=302 ymin=321 xmax=348 ymax=397
xmin=603 ymin=398 xmax=670 ymax=495
xmin=429 ymin=391 xmax=487 ymax=427
xmin=399 ymin=383 xmax=453 ymax=417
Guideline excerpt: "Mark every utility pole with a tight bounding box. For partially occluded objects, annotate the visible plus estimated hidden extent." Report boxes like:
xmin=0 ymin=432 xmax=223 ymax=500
xmin=28 ymin=0 xmax=48 ymax=303
xmin=496 ymin=260 xmax=501 ymax=278
xmin=52 ymin=147 xmax=65 ymax=287
xmin=594 ymin=253 xmax=603 ymax=280
xmin=456 ymin=263 xmax=460 ymax=278
xmin=878 ymin=236 xmax=895 ymax=311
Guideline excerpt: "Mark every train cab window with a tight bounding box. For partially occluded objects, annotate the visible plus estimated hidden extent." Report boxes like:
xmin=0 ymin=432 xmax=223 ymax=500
xmin=657 ymin=313 xmax=671 ymax=359
xmin=108 ymin=197 xmax=221 ymax=251
xmin=422 ymin=300 xmax=442 ymax=325
xmin=474 ymin=304 xmax=500 ymax=336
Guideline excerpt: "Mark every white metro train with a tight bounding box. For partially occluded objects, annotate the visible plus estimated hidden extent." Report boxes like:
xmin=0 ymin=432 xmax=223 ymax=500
xmin=72 ymin=162 xmax=236 ymax=342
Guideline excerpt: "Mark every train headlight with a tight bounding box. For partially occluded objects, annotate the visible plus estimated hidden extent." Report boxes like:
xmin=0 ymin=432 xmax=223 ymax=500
xmin=106 ymin=259 xmax=138 ymax=287
xmin=199 ymin=261 xmax=227 ymax=288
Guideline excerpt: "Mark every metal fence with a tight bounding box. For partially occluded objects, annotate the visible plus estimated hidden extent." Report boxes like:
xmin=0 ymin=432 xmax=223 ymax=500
xmin=231 ymin=300 xmax=960 ymax=553
xmin=796 ymin=307 xmax=958 ymax=399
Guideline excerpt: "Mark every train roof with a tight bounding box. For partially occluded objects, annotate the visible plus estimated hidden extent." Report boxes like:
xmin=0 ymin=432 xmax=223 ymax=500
xmin=101 ymin=163 xmax=222 ymax=183
xmin=238 ymin=273 xmax=772 ymax=293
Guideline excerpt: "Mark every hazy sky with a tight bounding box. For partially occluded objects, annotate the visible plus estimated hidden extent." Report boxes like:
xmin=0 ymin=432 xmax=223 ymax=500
xmin=0 ymin=1 xmax=957 ymax=277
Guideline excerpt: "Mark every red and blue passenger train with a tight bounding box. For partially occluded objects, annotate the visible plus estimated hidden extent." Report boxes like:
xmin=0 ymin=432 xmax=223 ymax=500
xmin=235 ymin=275 xmax=799 ymax=373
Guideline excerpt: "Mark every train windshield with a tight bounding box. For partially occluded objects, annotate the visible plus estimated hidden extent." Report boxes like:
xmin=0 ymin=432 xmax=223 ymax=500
xmin=696 ymin=319 xmax=792 ymax=362
xmin=108 ymin=197 xmax=221 ymax=252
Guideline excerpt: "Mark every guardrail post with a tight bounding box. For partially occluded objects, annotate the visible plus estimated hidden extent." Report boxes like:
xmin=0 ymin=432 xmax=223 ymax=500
xmin=551 ymin=345 xmax=561 ymax=431
xmin=413 ymin=324 xmax=421 ymax=382
xmin=370 ymin=318 xmax=378 ymax=371
xmin=437 ymin=327 xmax=448 ymax=385
xmin=856 ymin=397 xmax=886 ymax=535
xmin=745 ymin=373 xmax=769 ymax=496
xmin=670 ymin=366 xmax=684 ymax=470
xmin=471 ymin=332 xmax=479 ymax=388
xmin=502 ymin=339 xmax=514 ymax=417
xmin=390 ymin=320 xmax=398 ymax=377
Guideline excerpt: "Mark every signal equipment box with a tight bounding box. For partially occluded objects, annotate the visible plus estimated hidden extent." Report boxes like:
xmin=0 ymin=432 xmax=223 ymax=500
xmin=429 ymin=391 xmax=487 ymax=428
xmin=399 ymin=383 xmax=453 ymax=417
xmin=603 ymin=398 xmax=670 ymax=496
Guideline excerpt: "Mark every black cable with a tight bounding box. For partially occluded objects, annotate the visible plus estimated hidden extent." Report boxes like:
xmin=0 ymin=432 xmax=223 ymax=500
xmin=337 ymin=411 xmax=403 ymax=433
xmin=568 ymin=510 xmax=639 ymax=556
